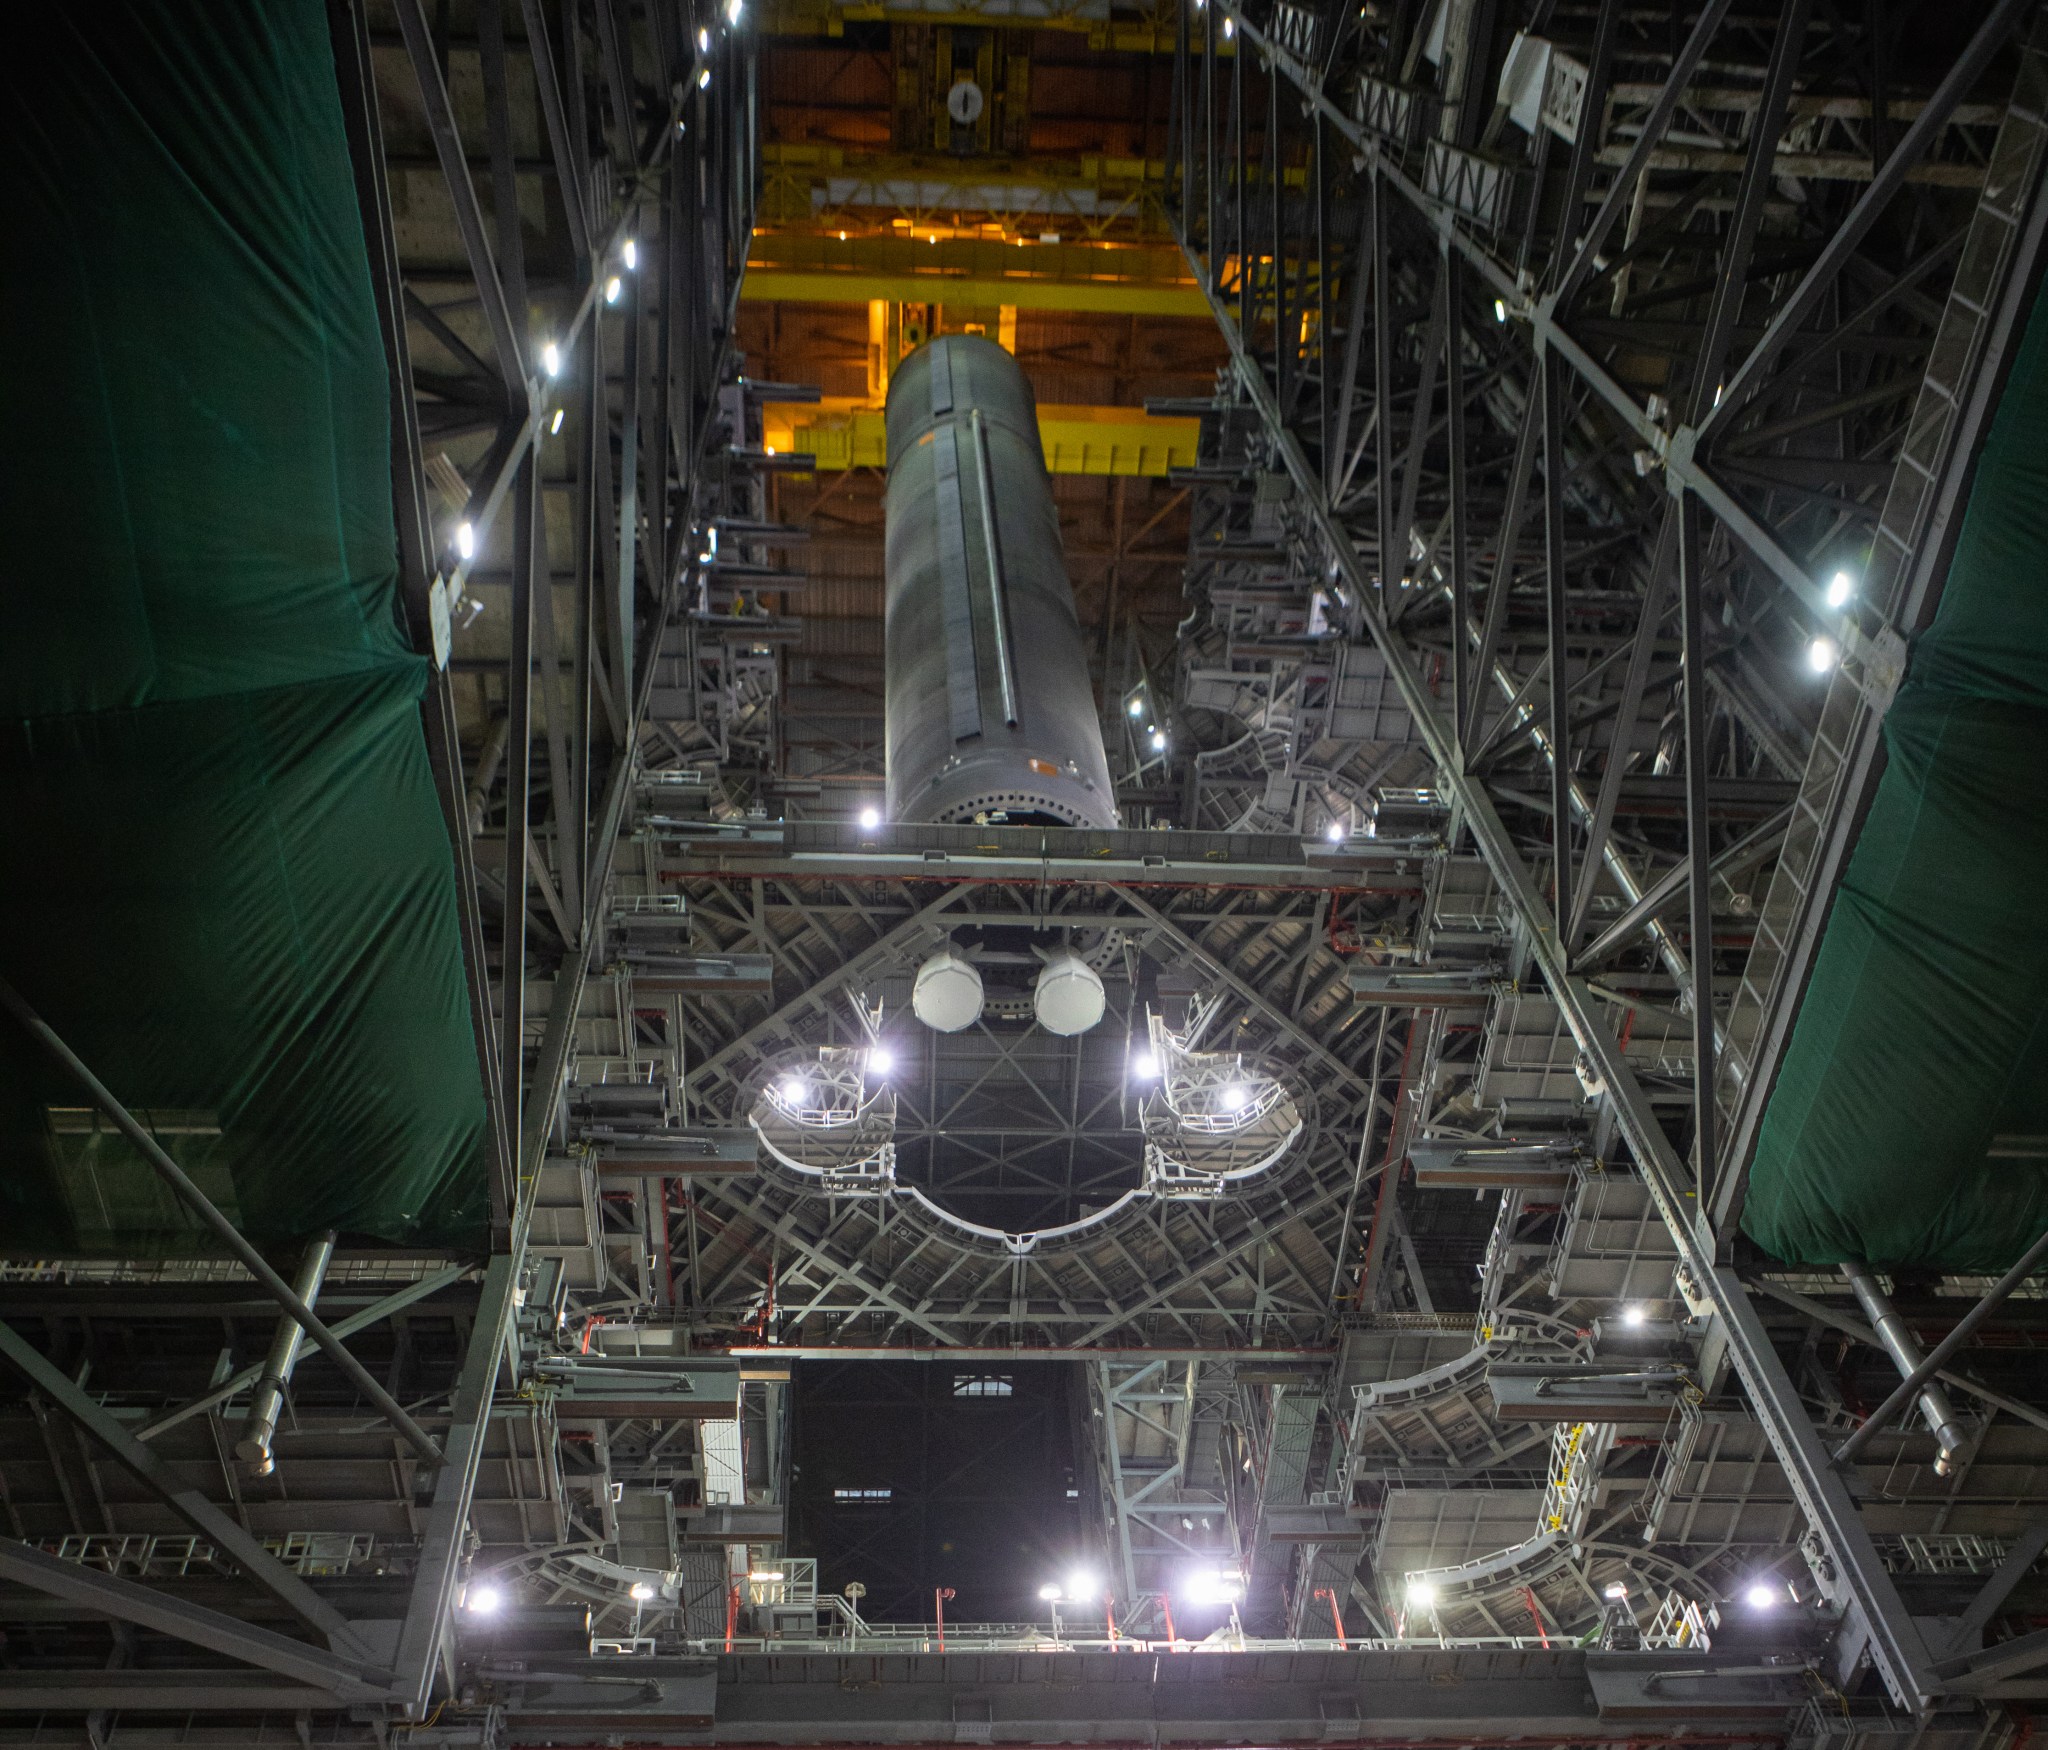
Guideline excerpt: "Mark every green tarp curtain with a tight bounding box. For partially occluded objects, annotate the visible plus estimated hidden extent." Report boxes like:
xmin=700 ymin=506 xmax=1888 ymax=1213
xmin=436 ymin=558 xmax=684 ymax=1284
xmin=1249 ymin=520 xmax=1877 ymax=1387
xmin=1741 ymin=279 xmax=2048 ymax=1271
xmin=0 ymin=0 xmax=488 ymax=1251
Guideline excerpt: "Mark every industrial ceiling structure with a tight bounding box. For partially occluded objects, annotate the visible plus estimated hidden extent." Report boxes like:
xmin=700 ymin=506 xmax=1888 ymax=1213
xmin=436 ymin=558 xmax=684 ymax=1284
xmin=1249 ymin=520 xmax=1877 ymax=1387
xmin=2 ymin=0 xmax=2048 ymax=1746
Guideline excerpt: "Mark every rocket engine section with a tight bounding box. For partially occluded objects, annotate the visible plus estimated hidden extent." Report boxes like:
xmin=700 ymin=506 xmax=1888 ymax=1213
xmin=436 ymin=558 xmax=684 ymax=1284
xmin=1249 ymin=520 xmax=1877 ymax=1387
xmin=883 ymin=336 xmax=1117 ymax=831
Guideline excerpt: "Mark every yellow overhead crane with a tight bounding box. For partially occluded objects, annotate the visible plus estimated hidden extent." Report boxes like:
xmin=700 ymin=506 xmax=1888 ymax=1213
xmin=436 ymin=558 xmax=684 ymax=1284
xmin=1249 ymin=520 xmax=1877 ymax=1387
xmin=742 ymin=229 xmax=1211 ymax=316
xmin=758 ymin=144 xmax=1177 ymax=241
xmin=745 ymin=8 xmax=1221 ymax=474
xmin=761 ymin=393 xmax=1199 ymax=475
xmin=759 ymin=0 xmax=1201 ymax=54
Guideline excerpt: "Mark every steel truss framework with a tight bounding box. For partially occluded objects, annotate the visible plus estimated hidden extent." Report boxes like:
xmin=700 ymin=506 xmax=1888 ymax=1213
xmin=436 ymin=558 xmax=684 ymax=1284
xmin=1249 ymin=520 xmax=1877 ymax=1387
xmin=653 ymin=850 xmax=1415 ymax=1347
xmin=0 ymin=0 xmax=758 ymax=1725
xmin=1158 ymin=0 xmax=2048 ymax=1714
xmin=9 ymin=0 xmax=2048 ymax=1739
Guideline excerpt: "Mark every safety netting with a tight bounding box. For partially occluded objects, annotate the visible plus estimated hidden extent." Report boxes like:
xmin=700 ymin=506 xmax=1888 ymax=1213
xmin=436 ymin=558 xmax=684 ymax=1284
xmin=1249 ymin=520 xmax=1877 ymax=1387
xmin=0 ymin=0 xmax=488 ymax=1251
xmin=1742 ymin=280 xmax=2048 ymax=1270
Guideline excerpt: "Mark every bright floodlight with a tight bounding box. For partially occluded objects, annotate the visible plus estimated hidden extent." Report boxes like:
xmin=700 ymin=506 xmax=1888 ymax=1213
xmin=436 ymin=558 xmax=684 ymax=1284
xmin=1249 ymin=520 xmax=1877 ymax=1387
xmin=779 ymin=1075 xmax=808 ymax=1105
xmin=698 ymin=66 xmax=712 ymax=88
xmin=727 ymin=0 xmax=744 ymax=22
xmin=1187 ymin=1569 xmax=1241 ymax=1605
xmin=465 ymin=1582 xmax=503 ymax=1614
xmin=1066 ymin=1572 xmax=1097 ymax=1600
xmin=868 ymin=1045 xmax=895 ymax=1076
xmin=605 ymin=275 xmax=623 ymax=305
xmin=1807 ymin=635 xmax=1839 ymax=674
xmin=859 ymin=806 xmax=880 ymax=830
xmin=630 ymin=1582 xmax=655 ymax=1601
xmin=1221 ymin=14 xmax=1234 ymax=34
xmin=1494 ymin=298 xmax=1508 ymax=323
xmin=698 ymin=25 xmax=710 ymax=48
xmin=549 ymin=407 xmax=565 ymax=435
xmin=1621 ymin=1305 xmax=1646 ymax=1327
xmin=1150 ymin=730 xmax=1167 ymax=751
xmin=750 ymin=1570 xmax=786 ymax=1582
xmin=1827 ymin=570 xmax=1854 ymax=610
xmin=1405 ymin=1578 xmax=1437 ymax=1609
xmin=1603 ymin=1581 xmax=1629 ymax=1601
xmin=1039 ymin=1583 xmax=1063 ymax=1601
xmin=622 ymin=237 xmax=639 ymax=270
xmin=541 ymin=341 xmax=562 ymax=378
xmin=1127 ymin=696 xmax=1144 ymax=717
xmin=456 ymin=520 xmax=476 ymax=560
xmin=1745 ymin=1582 xmax=1778 ymax=1610
xmin=1325 ymin=821 xmax=1345 ymax=844
xmin=1132 ymin=1051 xmax=1160 ymax=1080
xmin=1220 ymin=1084 xmax=1248 ymax=1112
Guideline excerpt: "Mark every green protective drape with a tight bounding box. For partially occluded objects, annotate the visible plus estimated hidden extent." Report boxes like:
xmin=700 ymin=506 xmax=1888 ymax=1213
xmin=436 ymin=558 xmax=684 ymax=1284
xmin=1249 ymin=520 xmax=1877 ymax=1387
xmin=1741 ymin=277 xmax=2048 ymax=1271
xmin=0 ymin=0 xmax=488 ymax=1251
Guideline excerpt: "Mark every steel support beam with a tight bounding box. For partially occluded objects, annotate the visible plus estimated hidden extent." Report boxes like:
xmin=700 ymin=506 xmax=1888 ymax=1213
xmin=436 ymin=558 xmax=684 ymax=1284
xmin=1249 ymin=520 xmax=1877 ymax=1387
xmin=1169 ymin=219 xmax=1945 ymax=1710
xmin=1836 ymin=1224 xmax=2048 ymax=1466
xmin=135 ymin=1263 xmax=474 ymax=1440
xmin=393 ymin=1253 xmax=521 ymax=1713
xmin=1578 ymin=806 xmax=1791 ymax=970
xmin=1745 ymin=1277 xmax=2048 ymax=1434
xmin=0 ymin=978 xmax=443 ymax=1467
xmin=1944 ymin=1520 xmax=2048 ymax=1655
xmin=1205 ymin=1 xmax=1888 ymax=643
xmin=0 ymin=1542 xmax=393 ymax=1703
xmin=1677 ymin=491 xmax=1716 ymax=1209
xmin=0 ymin=1321 xmax=364 ymax=1653
xmin=1696 ymin=0 xmax=2035 ymax=443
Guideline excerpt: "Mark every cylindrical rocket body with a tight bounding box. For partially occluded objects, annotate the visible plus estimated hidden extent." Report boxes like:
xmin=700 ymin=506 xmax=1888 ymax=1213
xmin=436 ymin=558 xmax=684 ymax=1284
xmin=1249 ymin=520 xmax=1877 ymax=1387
xmin=884 ymin=336 xmax=1117 ymax=829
